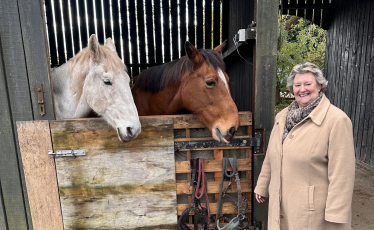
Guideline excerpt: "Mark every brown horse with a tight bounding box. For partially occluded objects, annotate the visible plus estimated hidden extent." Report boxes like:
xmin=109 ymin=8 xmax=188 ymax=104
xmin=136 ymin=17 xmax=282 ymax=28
xmin=131 ymin=41 xmax=240 ymax=143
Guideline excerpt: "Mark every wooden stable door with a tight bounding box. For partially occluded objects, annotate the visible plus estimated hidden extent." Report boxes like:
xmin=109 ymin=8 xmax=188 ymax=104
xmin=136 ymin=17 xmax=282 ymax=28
xmin=17 ymin=117 xmax=177 ymax=230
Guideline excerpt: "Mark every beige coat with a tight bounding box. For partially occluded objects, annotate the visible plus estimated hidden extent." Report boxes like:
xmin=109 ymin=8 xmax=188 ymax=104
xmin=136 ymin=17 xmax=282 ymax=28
xmin=254 ymin=95 xmax=355 ymax=230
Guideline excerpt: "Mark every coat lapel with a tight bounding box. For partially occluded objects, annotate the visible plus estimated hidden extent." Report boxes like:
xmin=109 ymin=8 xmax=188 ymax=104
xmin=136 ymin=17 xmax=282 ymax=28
xmin=307 ymin=94 xmax=331 ymax=126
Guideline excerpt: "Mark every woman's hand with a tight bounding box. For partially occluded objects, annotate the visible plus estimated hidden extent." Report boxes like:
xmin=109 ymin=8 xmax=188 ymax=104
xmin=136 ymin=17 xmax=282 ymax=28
xmin=255 ymin=193 xmax=266 ymax=203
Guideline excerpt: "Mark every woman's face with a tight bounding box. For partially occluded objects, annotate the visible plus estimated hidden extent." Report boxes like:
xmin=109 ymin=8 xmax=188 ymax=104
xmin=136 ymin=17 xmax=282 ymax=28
xmin=293 ymin=72 xmax=322 ymax=108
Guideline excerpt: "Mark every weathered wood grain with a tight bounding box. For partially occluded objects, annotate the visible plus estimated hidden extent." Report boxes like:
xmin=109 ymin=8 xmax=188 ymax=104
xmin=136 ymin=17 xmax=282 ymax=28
xmin=171 ymin=112 xmax=252 ymax=129
xmin=175 ymin=158 xmax=251 ymax=173
xmin=16 ymin=121 xmax=63 ymax=230
xmin=177 ymin=202 xmax=251 ymax=215
xmin=51 ymin=117 xmax=177 ymax=229
xmin=176 ymin=179 xmax=252 ymax=194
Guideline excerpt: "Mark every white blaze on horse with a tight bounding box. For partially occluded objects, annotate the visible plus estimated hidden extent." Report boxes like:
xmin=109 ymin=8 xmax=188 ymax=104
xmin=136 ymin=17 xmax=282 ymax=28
xmin=52 ymin=34 xmax=141 ymax=142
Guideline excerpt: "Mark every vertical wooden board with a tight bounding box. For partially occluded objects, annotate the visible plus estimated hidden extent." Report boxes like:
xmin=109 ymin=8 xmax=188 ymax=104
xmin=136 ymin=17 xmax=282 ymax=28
xmin=0 ymin=1 xmax=34 ymax=229
xmin=0 ymin=182 xmax=6 ymax=229
xmin=50 ymin=117 xmax=177 ymax=229
xmin=253 ymin=154 xmax=268 ymax=230
xmin=17 ymin=0 xmax=56 ymax=120
xmin=16 ymin=121 xmax=63 ymax=230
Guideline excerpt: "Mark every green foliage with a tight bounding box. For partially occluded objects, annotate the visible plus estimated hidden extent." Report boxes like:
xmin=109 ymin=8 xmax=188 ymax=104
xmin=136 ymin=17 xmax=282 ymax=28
xmin=276 ymin=15 xmax=326 ymax=113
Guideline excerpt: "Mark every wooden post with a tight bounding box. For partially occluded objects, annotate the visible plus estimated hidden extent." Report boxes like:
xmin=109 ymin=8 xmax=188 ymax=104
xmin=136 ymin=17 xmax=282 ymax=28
xmin=17 ymin=121 xmax=63 ymax=230
xmin=254 ymin=0 xmax=278 ymax=229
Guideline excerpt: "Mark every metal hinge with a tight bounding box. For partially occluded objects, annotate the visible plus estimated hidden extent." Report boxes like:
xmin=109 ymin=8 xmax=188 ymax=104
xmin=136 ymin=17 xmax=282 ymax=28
xmin=36 ymin=82 xmax=45 ymax=116
xmin=48 ymin=150 xmax=86 ymax=158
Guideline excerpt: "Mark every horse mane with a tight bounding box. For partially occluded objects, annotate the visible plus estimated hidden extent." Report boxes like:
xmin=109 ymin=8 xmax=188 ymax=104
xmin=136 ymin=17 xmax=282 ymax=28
xmin=132 ymin=49 xmax=226 ymax=93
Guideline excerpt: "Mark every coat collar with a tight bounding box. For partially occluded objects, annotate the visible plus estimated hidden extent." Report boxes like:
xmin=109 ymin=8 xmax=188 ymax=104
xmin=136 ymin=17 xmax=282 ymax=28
xmin=307 ymin=94 xmax=330 ymax=126
xmin=276 ymin=94 xmax=331 ymax=129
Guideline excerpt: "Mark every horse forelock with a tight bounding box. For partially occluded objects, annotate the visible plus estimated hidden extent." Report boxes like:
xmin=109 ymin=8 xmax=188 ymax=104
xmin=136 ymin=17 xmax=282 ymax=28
xmin=66 ymin=44 xmax=126 ymax=95
xmin=132 ymin=49 xmax=226 ymax=93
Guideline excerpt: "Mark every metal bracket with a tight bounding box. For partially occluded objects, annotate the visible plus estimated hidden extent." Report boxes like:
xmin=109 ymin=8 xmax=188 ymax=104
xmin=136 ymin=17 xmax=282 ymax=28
xmin=48 ymin=150 xmax=86 ymax=158
xmin=174 ymin=137 xmax=260 ymax=150
xmin=36 ymin=82 xmax=45 ymax=116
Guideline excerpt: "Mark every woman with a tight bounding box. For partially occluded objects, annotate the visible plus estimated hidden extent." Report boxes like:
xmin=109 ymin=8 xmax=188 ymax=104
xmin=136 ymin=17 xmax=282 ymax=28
xmin=254 ymin=62 xmax=355 ymax=230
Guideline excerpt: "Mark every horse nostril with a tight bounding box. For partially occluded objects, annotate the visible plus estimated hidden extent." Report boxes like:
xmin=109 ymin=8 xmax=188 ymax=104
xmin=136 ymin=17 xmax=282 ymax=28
xmin=127 ymin=127 xmax=134 ymax=137
xmin=228 ymin=126 xmax=236 ymax=137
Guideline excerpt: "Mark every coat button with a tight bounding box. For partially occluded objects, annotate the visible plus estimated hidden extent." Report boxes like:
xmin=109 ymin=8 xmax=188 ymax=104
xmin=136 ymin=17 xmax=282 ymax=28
xmin=289 ymin=134 xmax=293 ymax=139
xmin=280 ymin=214 xmax=284 ymax=218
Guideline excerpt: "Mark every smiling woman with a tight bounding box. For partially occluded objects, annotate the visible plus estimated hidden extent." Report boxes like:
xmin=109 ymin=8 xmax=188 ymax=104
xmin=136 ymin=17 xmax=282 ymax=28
xmin=255 ymin=62 xmax=355 ymax=230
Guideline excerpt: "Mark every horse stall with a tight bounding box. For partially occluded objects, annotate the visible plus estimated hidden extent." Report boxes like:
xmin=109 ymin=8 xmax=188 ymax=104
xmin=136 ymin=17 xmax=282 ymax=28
xmin=0 ymin=0 xmax=278 ymax=230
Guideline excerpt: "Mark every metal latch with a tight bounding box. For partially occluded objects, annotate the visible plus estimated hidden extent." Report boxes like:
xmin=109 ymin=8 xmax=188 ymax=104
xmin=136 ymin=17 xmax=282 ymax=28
xmin=37 ymin=82 xmax=45 ymax=116
xmin=48 ymin=150 xmax=86 ymax=158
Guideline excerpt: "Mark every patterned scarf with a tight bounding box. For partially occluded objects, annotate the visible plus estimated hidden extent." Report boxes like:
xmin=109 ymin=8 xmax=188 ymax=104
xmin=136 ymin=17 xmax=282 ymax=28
xmin=282 ymin=92 xmax=323 ymax=142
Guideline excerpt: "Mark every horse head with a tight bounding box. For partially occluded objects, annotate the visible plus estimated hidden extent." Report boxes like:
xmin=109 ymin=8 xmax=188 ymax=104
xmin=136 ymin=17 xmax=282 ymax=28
xmin=181 ymin=41 xmax=240 ymax=143
xmin=83 ymin=35 xmax=141 ymax=142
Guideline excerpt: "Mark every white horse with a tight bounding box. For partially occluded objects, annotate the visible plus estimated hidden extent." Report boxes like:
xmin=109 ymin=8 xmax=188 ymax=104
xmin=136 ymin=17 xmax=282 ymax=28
xmin=52 ymin=34 xmax=141 ymax=142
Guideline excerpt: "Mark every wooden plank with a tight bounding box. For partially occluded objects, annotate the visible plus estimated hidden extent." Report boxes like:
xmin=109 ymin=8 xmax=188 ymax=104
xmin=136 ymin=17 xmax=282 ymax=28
xmin=94 ymin=0 xmax=104 ymax=43
xmin=359 ymin=0 xmax=374 ymax=165
xmin=179 ymin=0 xmax=187 ymax=57
xmin=0 ymin=181 xmax=6 ymax=229
xmin=214 ymin=149 xmax=223 ymax=203
xmin=62 ymin=0 xmax=74 ymax=59
xmin=44 ymin=0 xmax=58 ymax=65
xmin=162 ymin=0 xmax=171 ymax=62
xmin=145 ymin=0 xmax=155 ymax=63
xmin=17 ymin=0 xmax=56 ymax=120
xmin=154 ymin=0 xmax=163 ymax=63
xmin=170 ymin=0 xmax=179 ymax=59
xmin=221 ymin=0 xmax=229 ymax=43
xmin=205 ymin=0 xmax=212 ymax=49
xmin=187 ymin=0 xmax=195 ymax=45
xmin=0 ymin=1 xmax=36 ymax=229
xmin=103 ymin=0 xmax=112 ymax=43
xmin=70 ymin=0 xmax=81 ymax=54
xmin=51 ymin=117 xmax=177 ymax=229
xmin=51 ymin=117 xmax=173 ymax=150
xmin=111 ymin=0 xmax=121 ymax=58
xmin=53 ymin=0 xmax=66 ymax=64
xmin=17 ymin=121 xmax=63 ymax=230
xmin=120 ymin=0 xmax=130 ymax=64
xmin=255 ymin=0 xmax=278 ymax=151
xmin=175 ymin=158 xmax=251 ymax=173
xmin=86 ymin=1 xmax=95 ymax=38
xmin=136 ymin=0 xmax=147 ymax=67
xmin=196 ymin=0 xmax=203 ymax=49
xmin=177 ymin=179 xmax=252 ymax=194
xmin=177 ymin=202 xmax=251 ymax=215
xmin=174 ymin=135 xmax=252 ymax=142
xmin=78 ymin=0 xmax=89 ymax=48
xmin=253 ymin=154 xmax=268 ymax=230
xmin=213 ymin=0 xmax=221 ymax=47
xmin=172 ymin=111 xmax=252 ymax=129
xmin=128 ymin=0 xmax=139 ymax=77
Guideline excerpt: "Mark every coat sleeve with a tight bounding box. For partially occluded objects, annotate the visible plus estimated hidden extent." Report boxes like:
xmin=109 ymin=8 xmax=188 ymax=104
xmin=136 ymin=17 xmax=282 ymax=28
xmin=254 ymin=147 xmax=271 ymax=197
xmin=254 ymin=115 xmax=280 ymax=198
xmin=325 ymin=115 xmax=355 ymax=223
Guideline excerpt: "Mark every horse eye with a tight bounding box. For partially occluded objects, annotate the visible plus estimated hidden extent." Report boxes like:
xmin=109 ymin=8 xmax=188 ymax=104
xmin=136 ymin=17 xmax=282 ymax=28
xmin=103 ymin=79 xmax=112 ymax=86
xmin=206 ymin=80 xmax=216 ymax=87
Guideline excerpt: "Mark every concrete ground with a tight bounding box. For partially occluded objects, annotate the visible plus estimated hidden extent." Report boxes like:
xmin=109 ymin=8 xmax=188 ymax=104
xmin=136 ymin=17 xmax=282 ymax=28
xmin=352 ymin=162 xmax=374 ymax=230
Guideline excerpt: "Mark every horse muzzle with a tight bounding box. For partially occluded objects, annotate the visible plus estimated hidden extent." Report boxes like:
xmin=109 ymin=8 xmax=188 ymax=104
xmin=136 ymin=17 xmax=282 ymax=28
xmin=214 ymin=126 xmax=237 ymax=144
xmin=116 ymin=125 xmax=141 ymax=142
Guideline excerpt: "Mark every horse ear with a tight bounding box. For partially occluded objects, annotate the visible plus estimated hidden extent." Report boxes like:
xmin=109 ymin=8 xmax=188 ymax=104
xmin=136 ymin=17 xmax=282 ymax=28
xmin=185 ymin=41 xmax=204 ymax=67
xmin=105 ymin=38 xmax=117 ymax=54
xmin=213 ymin=40 xmax=227 ymax=54
xmin=89 ymin=34 xmax=102 ymax=62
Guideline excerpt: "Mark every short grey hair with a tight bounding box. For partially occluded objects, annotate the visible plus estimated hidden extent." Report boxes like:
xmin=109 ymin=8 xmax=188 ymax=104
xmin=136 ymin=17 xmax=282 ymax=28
xmin=287 ymin=62 xmax=328 ymax=95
